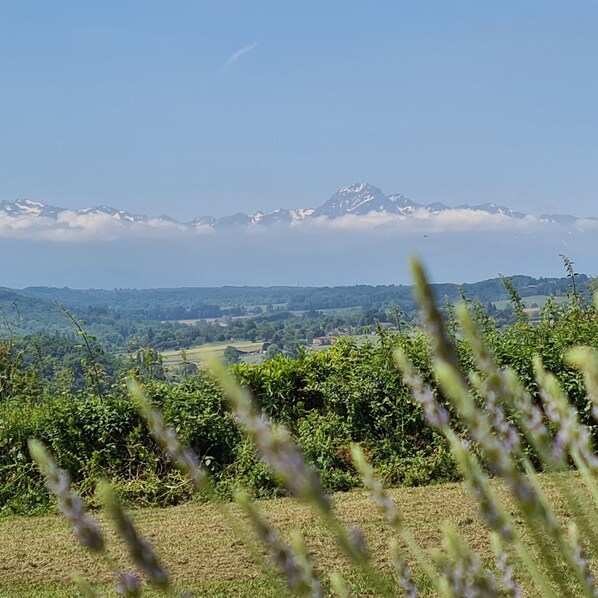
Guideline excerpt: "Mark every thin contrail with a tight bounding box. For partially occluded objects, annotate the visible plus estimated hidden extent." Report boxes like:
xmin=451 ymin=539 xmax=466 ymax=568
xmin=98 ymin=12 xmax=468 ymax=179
xmin=222 ymin=41 xmax=258 ymax=72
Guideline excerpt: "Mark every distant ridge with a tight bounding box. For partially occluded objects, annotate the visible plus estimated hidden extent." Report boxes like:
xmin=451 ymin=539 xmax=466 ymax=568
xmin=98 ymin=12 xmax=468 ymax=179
xmin=1 ymin=183 xmax=596 ymax=231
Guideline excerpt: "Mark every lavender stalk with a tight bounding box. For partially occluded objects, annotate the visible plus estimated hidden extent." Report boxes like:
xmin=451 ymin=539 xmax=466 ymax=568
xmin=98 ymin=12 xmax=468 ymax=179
xmin=566 ymin=347 xmax=598 ymax=425
xmin=99 ymin=481 xmax=170 ymax=590
xmin=236 ymin=491 xmax=322 ymax=597
xmin=491 ymin=534 xmax=522 ymax=598
xmin=390 ymin=541 xmax=418 ymax=598
xmin=395 ymin=349 xmax=555 ymax=597
xmin=128 ymin=379 xmax=209 ymax=493
xmin=351 ymin=443 xmax=439 ymax=593
xmin=28 ymin=439 xmax=105 ymax=554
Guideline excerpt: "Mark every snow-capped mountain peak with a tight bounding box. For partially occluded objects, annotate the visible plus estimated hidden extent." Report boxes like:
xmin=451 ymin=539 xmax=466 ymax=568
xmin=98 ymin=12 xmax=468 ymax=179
xmin=77 ymin=206 xmax=150 ymax=223
xmin=460 ymin=202 xmax=526 ymax=219
xmin=0 ymin=199 xmax=66 ymax=218
xmin=290 ymin=208 xmax=315 ymax=221
xmin=314 ymin=183 xmax=396 ymax=217
xmin=0 ymin=184 xmax=591 ymax=233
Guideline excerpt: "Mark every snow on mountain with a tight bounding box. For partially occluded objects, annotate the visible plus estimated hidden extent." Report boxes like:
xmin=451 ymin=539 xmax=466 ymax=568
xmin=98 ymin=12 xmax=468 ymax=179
xmin=459 ymin=202 xmax=526 ymax=219
xmin=190 ymin=215 xmax=217 ymax=227
xmin=197 ymin=207 xmax=317 ymax=228
xmin=313 ymin=183 xmax=398 ymax=217
xmin=0 ymin=185 xmax=592 ymax=236
xmin=0 ymin=199 xmax=66 ymax=219
xmin=252 ymin=209 xmax=291 ymax=226
xmin=213 ymin=212 xmax=253 ymax=229
xmin=76 ymin=206 xmax=150 ymax=223
xmin=312 ymin=183 xmax=457 ymax=219
xmin=290 ymin=208 xmax=315 ymax=221
xmin=539 ymin=213 xmax=585 ymax=225
xmin=424 ymin=202 xmax=451 ymax=214
xmin=387 ymin=194 xmax=421 ymax=215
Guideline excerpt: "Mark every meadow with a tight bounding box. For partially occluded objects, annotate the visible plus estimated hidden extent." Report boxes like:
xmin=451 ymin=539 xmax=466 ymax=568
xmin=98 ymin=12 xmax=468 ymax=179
xmin=161 ymin=341 xmax=265 ymax=366
xmin=0 ymin=476 xmax=590 ymax=597
xmin=491 ymin=295 xmax=569 ymax=311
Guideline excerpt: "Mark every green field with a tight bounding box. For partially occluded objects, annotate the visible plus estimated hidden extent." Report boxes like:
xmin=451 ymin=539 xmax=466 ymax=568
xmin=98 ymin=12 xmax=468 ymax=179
xmin=492 ymin=294 xmax=569 ymax=310
xmin=161 ymin=341 xmax=265 ymax=366
xmin=163 ymin=334 xmax=387 ymax=365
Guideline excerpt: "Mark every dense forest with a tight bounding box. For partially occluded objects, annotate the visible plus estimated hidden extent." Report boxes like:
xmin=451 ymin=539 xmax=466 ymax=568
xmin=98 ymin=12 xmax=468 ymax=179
xmin=0 ymin=274 xmax=592 ymax=355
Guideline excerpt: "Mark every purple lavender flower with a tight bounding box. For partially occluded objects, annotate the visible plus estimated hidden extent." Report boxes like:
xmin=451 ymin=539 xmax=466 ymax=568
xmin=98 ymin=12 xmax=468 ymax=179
xmin=534 ymin=357 xmax=598 ymax=473
xmin=114 ymin=571 xmax=141 ymax=597
xmin=566 ymin=347 xmax=598 ymax=424
xmin=128 ymin=380 xmax=208 ymax=492
xmin=236 ymin=492 xmax=322 ymax=597
xmin=28 ymin=439 xmax=104 ymax=553
xmin=351 ymin=444 xmax=402 ymax=528
xmin=491 ymin=535 xmax=522 ymax=598
xmin=100 ymin=482 xmax=170 ymax=590
xmin=214 ymin=363 xmax=330 ymax=513
xmin=435 ymin=527 xmax=500 ymax=598
xmin=567 ymin=523 xmax=598 ymax=598
xmin=394 ymin=350 xmax=450 ymax=431
xmin=391 ymin=542 xmax=418 ymax=598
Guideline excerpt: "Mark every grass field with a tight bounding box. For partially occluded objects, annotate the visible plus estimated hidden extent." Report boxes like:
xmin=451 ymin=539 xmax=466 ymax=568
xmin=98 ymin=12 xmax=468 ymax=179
xmin=161 ymin=341 xmax=264 ymax=366
xmin=0 ymin=475 xmax=591 ymax=597
xmin=162 ymin=335 xmax=381 ymax=367
xmin=492 ymin=294 xmax=569 ymax=310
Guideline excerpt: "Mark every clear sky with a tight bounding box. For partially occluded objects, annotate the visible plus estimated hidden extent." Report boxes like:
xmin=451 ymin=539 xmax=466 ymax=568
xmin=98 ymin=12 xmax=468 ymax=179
xmin=1 ymin=1 xmax=597 ymax=221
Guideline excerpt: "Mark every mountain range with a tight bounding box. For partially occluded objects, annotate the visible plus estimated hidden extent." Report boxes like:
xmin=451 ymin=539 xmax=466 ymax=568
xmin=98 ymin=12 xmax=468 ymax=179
xmin=0 ymin=183 xmax=595 ymax=231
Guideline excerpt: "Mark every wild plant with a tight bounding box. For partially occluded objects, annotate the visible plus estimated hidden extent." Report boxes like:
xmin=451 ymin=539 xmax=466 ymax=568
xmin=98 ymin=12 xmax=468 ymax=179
xmin=55 ymin=301 xmax=106 ymax=397
xmin=27 ymin=256 xmax=598 ymax=596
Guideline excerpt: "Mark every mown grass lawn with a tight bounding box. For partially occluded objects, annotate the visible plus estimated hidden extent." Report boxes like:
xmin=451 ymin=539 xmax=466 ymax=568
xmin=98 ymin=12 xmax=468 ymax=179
xmin=0 ymin=475 xmax=593 ymax=597
xmin=161 ymin=341 xmax=264 ymax=366
xmin=492 ymin=294 xmax=569 ymax=310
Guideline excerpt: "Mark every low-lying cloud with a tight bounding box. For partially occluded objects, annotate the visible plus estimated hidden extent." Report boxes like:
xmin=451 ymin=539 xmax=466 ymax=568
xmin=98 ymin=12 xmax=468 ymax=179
xmin=0 ymin=210 xmax=195 ymax=242
xmin=0 ymin=207 xmax=593 ymax=243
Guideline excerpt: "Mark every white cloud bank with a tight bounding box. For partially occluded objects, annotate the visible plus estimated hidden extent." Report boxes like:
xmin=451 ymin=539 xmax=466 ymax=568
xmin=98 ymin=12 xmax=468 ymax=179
xmin=0 ymin=210 xmax=194 ymax=242
xmin=295 ymin=209 xmax=598 ymax=236
xmin=0 ymin=206 xmax=596 ymax=243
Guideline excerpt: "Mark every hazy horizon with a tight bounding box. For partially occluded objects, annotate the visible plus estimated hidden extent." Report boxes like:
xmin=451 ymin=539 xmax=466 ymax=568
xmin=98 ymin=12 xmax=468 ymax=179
xmin=2 ymin=225 xmax=595 ymax=290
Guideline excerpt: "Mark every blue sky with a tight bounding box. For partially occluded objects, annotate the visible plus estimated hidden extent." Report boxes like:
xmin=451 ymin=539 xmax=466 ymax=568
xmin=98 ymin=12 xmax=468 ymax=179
xmin=1 ymin=1 xmax=597 ymax=221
